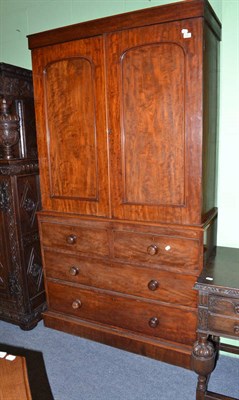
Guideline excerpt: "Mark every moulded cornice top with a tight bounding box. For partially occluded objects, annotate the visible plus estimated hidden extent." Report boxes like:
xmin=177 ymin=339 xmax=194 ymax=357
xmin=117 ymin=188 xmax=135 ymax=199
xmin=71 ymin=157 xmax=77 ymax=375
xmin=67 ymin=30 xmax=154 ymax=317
xmin=27 ymin=0 xmax=221 ymax=50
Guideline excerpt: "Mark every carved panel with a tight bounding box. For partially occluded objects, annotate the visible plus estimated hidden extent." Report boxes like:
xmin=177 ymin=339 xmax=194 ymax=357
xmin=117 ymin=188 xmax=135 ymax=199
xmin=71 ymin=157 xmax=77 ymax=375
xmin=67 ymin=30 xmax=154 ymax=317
xmin=0 ymin=63 xmax=33 ymax=97
xmin=27 ymin=246 xmax=43 ymax=292
xmin=208 ymin=295 xmax=239 ymax=317
xmin=0 ymin=212 xmax=8 ymax=291
xmin=0 ymin=181 xmax=9 ymax=211
xmin=0 ymin=76 xmax=33 ymax=98
xmin=19 ymin=178 xmax=39 ymax=228
xmin=198 ymin=291 xmax=209 ymax=307
xmin=22 ymin=232 xmax=40 ymax=247
xmin=1 ymin=176 xmax=40 ymax=310
xmin=198 ymin=307 xmax=209 ymax=331
xmin=0 ymin=63 xmax=45 ymax=329
xmin=0 ymin=179 xmax=24 ymax=309
xmin=0 ymin=162 xmax=38 ymax=176
xmin=0 ymin=261 xmax=4 ymax=287
xmin=196 ymin=284 xmax=239 ymax=298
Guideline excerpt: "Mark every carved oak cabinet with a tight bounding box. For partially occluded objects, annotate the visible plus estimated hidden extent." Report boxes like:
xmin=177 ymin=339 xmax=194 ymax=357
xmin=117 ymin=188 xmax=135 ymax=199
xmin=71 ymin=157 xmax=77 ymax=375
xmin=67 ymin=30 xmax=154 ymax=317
xmin=28 ymin=0 xmax=221 ymax=367
xmin=0 ymin=63 xmax=45 ymax=329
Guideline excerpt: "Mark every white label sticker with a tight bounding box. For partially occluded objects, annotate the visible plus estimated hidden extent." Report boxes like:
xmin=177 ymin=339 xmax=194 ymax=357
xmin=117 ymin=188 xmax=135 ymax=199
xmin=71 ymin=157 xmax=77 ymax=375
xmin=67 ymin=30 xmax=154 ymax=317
xmin=5 ymin=355 xmax=17 ymax=361
xmin=181 ymin=29 xmax=192 ymax=39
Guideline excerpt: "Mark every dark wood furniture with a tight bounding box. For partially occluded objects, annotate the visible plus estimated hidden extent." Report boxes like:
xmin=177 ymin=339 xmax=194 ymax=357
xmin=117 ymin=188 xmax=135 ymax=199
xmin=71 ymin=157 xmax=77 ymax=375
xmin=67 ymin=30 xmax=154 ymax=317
xmin=28 ymin=0 xmax=221 ymax=368
xmin=0 ymin=63 xmax=46 ymax=330
xmin=0 ymin=63 xmax=38 ymax=160
xmin=191 ymin=247 xmax=239 ymax=400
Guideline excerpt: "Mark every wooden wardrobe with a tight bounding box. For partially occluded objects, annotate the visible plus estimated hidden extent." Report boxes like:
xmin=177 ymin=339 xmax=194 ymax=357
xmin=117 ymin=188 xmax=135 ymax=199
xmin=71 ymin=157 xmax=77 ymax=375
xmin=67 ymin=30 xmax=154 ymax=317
xmin=28 ymin=0 xmax=221 ymax=368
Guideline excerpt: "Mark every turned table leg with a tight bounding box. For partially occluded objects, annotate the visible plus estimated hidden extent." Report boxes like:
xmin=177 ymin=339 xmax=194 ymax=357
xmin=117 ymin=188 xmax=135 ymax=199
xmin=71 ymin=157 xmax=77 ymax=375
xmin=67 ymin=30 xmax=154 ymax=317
xmin=191 ymin=335 xmax=218 ymax=400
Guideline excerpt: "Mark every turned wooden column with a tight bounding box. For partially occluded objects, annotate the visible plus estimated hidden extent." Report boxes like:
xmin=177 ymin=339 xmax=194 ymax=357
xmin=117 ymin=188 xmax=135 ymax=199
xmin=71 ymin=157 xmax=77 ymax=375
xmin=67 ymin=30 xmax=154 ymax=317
xmin=191 ymin=335 xmax=217 ymax=399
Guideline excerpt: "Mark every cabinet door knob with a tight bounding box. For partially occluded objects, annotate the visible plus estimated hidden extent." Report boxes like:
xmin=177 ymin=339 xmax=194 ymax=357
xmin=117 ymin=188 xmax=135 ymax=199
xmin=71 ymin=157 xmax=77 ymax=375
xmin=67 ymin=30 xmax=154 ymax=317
xmin=147 ymin=244 xmax=158 ymax=256
xmin=234 ymin=325 xmax=239 ymax=335
xmin=148 ymin=317 xmax=159 ymax=328
xmin=234 ymin=304 xmax=239 ymax=314
xmin=69 ymin=266 xmax=79 ymax=276
xmin=72 ymin=299 xmax=82 ymax=309
xmin=66 ymin=234 xmax=77 ymax=244
xmin=148 ymin=280 xmax=159 ymax=291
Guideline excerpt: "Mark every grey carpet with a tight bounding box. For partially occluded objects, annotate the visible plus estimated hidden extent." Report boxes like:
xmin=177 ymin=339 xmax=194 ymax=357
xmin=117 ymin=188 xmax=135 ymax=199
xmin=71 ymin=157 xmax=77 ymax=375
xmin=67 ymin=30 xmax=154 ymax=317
xmin=0 ymin=320 xmax=238 ymax=399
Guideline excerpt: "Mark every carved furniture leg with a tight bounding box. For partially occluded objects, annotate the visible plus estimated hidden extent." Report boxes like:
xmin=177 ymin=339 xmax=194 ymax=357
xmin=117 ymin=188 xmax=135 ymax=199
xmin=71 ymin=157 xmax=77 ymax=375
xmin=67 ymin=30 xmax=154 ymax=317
xmin=191 ymin=335 xmax=218 ymax=400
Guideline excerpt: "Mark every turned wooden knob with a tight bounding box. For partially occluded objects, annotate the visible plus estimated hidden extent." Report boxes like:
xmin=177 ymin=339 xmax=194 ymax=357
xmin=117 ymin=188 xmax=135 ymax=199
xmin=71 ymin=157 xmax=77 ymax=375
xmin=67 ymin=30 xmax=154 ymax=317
xmin=148 ymin=317 xmax=159 ymax=328
xmin=69 ymin=266 xmax=79 ymax=276
xmin=234 ymin=325 xmax=239 ymax=335
xmin=148 ymin=280 xmax=159 ymax=291
xmin=234 ymin=304 xmax=239 ymax=314
xmin=147 ymin=244 xmax=158 ymax=256
xmin=66 ymin=234 xmax=77 ymax=244
xmin=72 ymin=299 xmax=82 ymax=309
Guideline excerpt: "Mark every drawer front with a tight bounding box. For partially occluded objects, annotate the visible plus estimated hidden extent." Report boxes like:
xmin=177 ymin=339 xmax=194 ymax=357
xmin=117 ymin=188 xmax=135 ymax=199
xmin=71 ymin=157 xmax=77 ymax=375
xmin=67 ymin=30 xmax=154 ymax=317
xmin=44 ymin=250 xmax=197 ymax=307
xmin=46 ymin=280 xmax=197 ymax=345
xmin=208 ymin=314 xmax=239 ymax=338
xmin=113 ymin=231 xmax=199 ymax=270
xmin=40 ymin=222 xmax=109 ymax=257
xmin=209 ymin=296 xmax=239 ymax=318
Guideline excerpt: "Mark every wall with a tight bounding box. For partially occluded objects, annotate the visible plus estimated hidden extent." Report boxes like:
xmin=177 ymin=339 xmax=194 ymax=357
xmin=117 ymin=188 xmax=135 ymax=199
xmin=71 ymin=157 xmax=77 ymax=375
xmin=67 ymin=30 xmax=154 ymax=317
xmin=217 ymin=0 xmax=239 ymax=248
xmin=0 ymin=0 xmax=238 ymax=248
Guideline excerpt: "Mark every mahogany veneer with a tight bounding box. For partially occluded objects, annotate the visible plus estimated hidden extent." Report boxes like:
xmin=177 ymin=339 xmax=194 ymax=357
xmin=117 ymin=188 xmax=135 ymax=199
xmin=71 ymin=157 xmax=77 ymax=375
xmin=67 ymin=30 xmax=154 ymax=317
xmin=28 ymin=0 xmax=221 ymax=368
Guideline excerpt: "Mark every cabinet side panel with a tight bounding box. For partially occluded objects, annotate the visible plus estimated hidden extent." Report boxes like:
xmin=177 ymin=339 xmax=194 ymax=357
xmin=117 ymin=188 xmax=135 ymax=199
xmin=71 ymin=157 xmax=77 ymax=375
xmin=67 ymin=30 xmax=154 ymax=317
xmin=0 ymin=177 xmax=16 ymax=298
xmin=0 ymin=209 xmax=10 ymax=293
xmin=202 ymin=24 xmax=220 ymax=217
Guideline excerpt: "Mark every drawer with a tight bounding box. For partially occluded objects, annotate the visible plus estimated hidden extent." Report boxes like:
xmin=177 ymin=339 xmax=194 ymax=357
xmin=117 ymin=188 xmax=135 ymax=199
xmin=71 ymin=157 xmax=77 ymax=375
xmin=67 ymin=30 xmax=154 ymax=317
xmin=208 ymin=314 xmax=239 ymax=338
xmin=44 ymin=250 xmax=197 ymax=307
xmin=46 ymin=280 xmax=197 ymax=345
xmin=209 ymin=295 xmax=239 ymax=317
xmin=40 ymin=222 xmax=109 ymax=257
xmin=113 ymin=231 xmax=199 ymax=270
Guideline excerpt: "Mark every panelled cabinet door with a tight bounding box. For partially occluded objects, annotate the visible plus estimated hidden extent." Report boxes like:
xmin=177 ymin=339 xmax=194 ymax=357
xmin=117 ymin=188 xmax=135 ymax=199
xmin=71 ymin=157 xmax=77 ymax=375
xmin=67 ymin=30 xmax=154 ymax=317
xmin=31 ymin=36 xmax=110 ymax=216
xmin=106 ymin=18 xmax=203 ymax=225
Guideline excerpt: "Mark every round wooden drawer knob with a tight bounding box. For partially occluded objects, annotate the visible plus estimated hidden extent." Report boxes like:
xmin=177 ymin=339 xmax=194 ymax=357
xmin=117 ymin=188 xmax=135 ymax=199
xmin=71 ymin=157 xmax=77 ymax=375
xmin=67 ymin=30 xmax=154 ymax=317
xmin=148 ymin=280 xmax=159 ymax=291
xmin=69 ymin=266 xmax=79 ymax=276
xmin=66 ymin=234 xmax=77 ymax=244
xmin=234 ymin=325 xmax=239 ymax=335
xmin=72 ymin=299 xmax=82 ymax=310
xmin=148 ymin=317 xmax=159 ymax=328
xmin=234 ymin=304 xmax=239 ymax=314
xmin=147 ymin=244 xmax=158 ymax=256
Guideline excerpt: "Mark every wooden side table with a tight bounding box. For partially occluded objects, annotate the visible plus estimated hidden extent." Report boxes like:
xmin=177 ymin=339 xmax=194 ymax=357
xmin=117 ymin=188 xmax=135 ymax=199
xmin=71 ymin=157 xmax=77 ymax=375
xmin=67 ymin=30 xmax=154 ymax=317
xmin=191 ymin=247 xmax=239 ymax=400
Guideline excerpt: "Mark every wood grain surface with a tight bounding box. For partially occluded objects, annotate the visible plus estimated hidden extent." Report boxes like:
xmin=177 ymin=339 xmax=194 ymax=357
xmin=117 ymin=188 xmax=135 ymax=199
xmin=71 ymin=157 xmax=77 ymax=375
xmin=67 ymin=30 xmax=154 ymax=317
xmin=0 ymin=355 xmax=32 ymax=400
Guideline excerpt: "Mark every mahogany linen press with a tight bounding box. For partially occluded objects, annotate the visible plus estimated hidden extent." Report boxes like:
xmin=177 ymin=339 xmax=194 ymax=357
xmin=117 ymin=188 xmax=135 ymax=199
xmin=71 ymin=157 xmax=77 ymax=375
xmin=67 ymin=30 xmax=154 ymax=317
xmin=27 ymin=0 xmax=221 ymax=369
